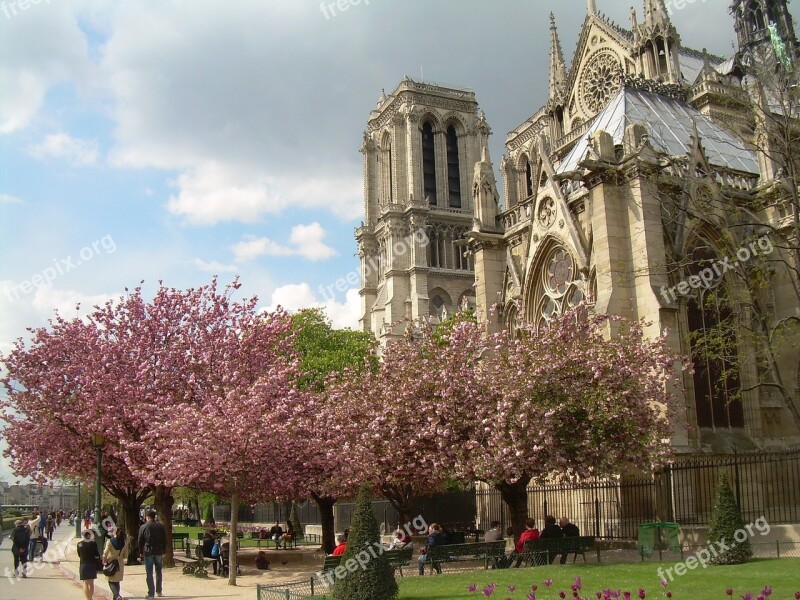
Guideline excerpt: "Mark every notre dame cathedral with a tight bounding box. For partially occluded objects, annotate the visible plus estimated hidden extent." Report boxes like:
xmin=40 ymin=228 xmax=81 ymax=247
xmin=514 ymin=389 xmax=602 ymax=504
xmin=357 ymin=0 xmax=800 ymax=455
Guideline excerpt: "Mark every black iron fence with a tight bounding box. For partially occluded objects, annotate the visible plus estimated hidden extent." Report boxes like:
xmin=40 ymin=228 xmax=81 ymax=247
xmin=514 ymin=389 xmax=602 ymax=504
xmin=476 ymin=450 xmax=800 ymax=539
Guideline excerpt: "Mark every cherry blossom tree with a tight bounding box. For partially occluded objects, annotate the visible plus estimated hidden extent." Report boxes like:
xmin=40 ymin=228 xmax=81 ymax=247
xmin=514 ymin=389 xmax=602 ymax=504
xmin=324 ymin=319 xmax=482 ymax=526
xmin=445 ymin=310 xmax=683 ymax=536
xmin=137 ymin=303 xmax=309 ymax=585
xmin=1 ymin=315 xmax=153 ymax=551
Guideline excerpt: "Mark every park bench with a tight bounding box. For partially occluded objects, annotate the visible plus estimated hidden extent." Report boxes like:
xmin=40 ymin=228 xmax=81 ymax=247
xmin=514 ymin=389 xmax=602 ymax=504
xmin=320 ymin=546 xmax=413 ymax=576
xmin=425 ymin=540 xmax=506 ymax=573
xmin=174 ymin=541 xmax=215 ymax=577
xmin=171 ymin=532 xmax=190 ymax=552
xmin=518 ymin=536 xmax=596 ymax=567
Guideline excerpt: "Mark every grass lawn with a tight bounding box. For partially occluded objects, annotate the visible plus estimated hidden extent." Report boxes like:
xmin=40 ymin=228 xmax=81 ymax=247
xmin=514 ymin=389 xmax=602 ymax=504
xmin=171 ymin=525 xmax=319 ymax=547
xmin=396 ymin=559 xmax=800 ymax=599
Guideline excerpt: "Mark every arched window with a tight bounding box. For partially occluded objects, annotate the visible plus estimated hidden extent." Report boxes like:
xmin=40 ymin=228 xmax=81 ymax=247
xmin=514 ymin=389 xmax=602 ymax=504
xmin=531 ymin=246 xmax=584 ymax=329
xmin=686 ymin=246 xmax=745 ymax=429
xmin=525 ymin=158 xmax=534 ymax=198
xmin=422 ymin=122 xmax=437 ymax=204
xmin=446 ymin=126 xmax=461 ymax=208
xmin=381 ymin=132 xmax=393 ymax=205
xmin=746 ymin=0 xmax=766 ymax=32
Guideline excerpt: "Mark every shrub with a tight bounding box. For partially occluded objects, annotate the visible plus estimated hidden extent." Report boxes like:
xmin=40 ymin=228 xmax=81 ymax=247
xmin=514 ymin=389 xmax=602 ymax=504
xmin=707 ymin=473 xmax=752 ymax=565
xmin=332 ymin=486 xmax=398 ymax=600
xmin=290 ymin=502 xmax=303 ymax=540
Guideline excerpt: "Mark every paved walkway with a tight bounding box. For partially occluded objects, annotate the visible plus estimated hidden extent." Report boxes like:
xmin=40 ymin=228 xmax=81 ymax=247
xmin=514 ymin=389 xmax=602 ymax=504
xmin=3 ymin=524 xmax=329 ymax=600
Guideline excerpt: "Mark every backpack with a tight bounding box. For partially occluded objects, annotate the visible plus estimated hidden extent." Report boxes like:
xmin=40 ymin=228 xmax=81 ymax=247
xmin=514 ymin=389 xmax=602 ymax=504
xmin=211 ymin=540 xmax=220 ymax=558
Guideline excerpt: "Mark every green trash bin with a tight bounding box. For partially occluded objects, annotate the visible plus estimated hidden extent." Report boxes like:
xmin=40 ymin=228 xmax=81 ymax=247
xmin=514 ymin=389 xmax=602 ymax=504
xmin=638 ymin=522 xmax=681 ymax=560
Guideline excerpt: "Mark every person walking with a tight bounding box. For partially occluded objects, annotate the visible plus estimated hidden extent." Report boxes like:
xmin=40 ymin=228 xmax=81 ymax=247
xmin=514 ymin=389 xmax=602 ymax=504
xmin=103 ymin=528 xmax=130 ymax=600
xmin=46 ymin=513 xmax=55 ymax=541
xmin=138 ymin=510 xmax=166 ymax=599
xmin=10 ymin=519 xmax=31 ymax=578
xmin=77 ymin=530 xmax=101 ymax=600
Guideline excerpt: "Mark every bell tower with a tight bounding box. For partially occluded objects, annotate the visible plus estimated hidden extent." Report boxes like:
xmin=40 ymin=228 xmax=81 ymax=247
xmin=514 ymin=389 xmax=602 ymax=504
xmin=358 ymin=78 xmax=489 ymax=343
xmin=631 ymin=0 xmax=683 ymax=83
xmin=730 ymin=0 xmax=799 ymax=68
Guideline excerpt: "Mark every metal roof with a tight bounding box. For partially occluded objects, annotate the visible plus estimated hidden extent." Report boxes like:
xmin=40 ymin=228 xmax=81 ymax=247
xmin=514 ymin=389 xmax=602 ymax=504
xmin=557 ymin=86 xmax=759 ymax=175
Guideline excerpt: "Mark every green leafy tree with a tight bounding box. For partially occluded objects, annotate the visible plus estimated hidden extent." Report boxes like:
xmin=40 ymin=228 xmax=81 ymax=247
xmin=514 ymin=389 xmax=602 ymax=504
xmin=707 ymin=473 xmax=752 ymax=565
xmin=332 ymin=486 xmax=398 ymax=600
xmin=290 ymin=308 xmax=376 ymax=553
xmin=291 ymin=308 xmax=376 ymax=391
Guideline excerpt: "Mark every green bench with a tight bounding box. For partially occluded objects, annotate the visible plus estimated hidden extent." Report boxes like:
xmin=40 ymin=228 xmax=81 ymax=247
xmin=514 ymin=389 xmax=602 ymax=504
xmin=171 ymin=532 xmax=190 ymax=551
xmin=321 ymin=546 xmax=414 ymax=577
xmin=425 ymin=540 xmax=506 ymax=573
xmin=519 ymin=536 xmax=596 ymax=567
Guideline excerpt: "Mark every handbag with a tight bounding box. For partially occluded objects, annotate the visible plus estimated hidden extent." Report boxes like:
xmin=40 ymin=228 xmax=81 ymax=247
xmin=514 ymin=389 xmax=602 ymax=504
xmin=103 ymin=559 xmax=120 ymax=577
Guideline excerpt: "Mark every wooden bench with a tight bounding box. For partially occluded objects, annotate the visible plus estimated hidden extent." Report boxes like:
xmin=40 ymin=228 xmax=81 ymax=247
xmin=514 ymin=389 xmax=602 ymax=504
xmin=519 ymin=536 xmax=596 ymax=567
xmin=425 ymin=540 xmax=506 ymax=573
xmin=174 ymin=542 xmax=215 ymax=577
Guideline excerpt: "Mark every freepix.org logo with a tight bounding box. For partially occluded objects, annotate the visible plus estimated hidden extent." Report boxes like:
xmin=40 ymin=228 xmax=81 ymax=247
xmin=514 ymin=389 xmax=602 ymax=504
xmin=659 ymin=235 xmax=774 ymax=304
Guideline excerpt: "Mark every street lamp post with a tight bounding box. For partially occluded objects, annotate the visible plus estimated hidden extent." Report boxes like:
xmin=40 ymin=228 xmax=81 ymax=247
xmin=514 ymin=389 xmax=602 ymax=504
xmin=75 ymin=481 xmax=81 ymax=538
xmin=91 ymin=433 xmax=106 ymax=549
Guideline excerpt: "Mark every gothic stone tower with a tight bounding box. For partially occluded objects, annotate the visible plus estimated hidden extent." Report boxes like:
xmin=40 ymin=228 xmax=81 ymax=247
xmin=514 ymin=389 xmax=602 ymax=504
xmin=730 ymin=0 xmax=799 ymax=66
xmin=357 ymin=78 xmax=489 ymax=343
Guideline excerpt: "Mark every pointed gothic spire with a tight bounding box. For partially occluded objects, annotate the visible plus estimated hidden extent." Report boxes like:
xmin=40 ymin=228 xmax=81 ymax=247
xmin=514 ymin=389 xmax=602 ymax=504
xmin=643 ymin=0 xmax=671 ymax=29
xmin=548 ymin=13 xmax=568 ymax=105
xmin=587 ymin=0 xmax=596 ymax=14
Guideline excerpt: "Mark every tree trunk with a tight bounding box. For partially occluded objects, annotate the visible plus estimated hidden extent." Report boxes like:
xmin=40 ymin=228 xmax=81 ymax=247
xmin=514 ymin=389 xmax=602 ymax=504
xmin=380 ymin=483 xmax=415 ymax=528
xmin=153 ymin=485 xmax=175 ymax=568
xmin=311 ymin=492 xmax=336 ymax=554
xmin=228 ymin=490 xmax=239 ymax=586
xmin=494 ymin=477 xmax=531 ymax=541
xmin=194 ymin=498 xmax=202 ymax=527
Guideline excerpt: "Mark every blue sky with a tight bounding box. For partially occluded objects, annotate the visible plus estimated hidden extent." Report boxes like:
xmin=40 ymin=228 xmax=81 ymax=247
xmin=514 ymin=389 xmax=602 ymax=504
xmin=0 ymin=0 xmax=738 ymax=480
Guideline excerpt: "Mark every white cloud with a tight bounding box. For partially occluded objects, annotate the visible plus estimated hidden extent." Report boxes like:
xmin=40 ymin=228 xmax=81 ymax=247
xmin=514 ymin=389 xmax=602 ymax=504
xmin=192 ymin=258 xmax=239 ymax=273
xmin=0 ymin=193 xmax=22 ymax=203
xmin=232 ymin=223 xmax=337 ymax=263
xmin=0 ymin=2 xmax=93 ymax=134
xmin=266 ymin=283 xmax=360 ymax=330
xmin=165 ymin=162 xmax=362 ymax=225
xmin=29 ymin=133 xmax=100 ymax=166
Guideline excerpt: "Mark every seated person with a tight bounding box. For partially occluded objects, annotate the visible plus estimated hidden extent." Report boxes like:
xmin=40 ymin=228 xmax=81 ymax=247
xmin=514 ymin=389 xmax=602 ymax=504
xmin=539 ymin=515 xmax=563 ymax=564
xmin=255 ymin=551 xmax=270 ymax=570
xmin=269 ymin=522 xmax=284 ymax=549
xmin=516 ymin=518 xmax=540 ymax=553
xmin=202 ymin=530 xmax=219 ymax=575
xmin=417 ymin=523 xmax=445 ymax=575
xmin=484 ymin=521 xmax=503 ymax=542
xmin=282 ymin=521 xmax=294 ymax=549
xmin=258 ymin=528 xmax=269 ymax=540
xmin=558 ymin=517 xmax=580 ymax=565
xmin=387 ymin=529 xmax=412 ymax=550
xmin=331 ymin=534 xmax=348 ymax=556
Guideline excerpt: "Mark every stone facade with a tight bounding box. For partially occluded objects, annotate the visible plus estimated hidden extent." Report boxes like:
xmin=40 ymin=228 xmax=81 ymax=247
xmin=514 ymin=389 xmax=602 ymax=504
xmin=358 ymin=0 xmax=800 ymax=452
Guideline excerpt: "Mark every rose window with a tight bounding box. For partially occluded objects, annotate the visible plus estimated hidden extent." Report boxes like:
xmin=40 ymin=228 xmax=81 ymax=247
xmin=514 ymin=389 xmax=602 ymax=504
xmin=546 ymin=248 xmax=574 ymax=296
xmin=580 ymin=52 xmax=623 ymax=114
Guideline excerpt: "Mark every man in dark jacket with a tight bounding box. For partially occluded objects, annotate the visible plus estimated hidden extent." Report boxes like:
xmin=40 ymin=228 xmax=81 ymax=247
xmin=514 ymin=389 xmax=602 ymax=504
xmin=138 ymin=510 xmax=166 ymax=598
xmin=539 ymin=515 xmax=563 ymax=564
xmin=558 ymin=517 xmax=580 ymax=564
xmin=11 ymin=519 xmax=31 ymax=578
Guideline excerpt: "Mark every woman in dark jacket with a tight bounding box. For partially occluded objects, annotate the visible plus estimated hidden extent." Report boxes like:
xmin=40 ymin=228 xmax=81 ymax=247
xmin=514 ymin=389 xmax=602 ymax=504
xmin=77 ymin=531 xmax=101 ymax=600
xmin=417 ymin=523 xmax=446 ymax=575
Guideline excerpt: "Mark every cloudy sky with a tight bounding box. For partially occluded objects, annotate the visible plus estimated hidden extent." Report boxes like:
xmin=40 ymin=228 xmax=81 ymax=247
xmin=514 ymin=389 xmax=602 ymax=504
xmin=0 ymin=0 xmax=737 ymax=479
